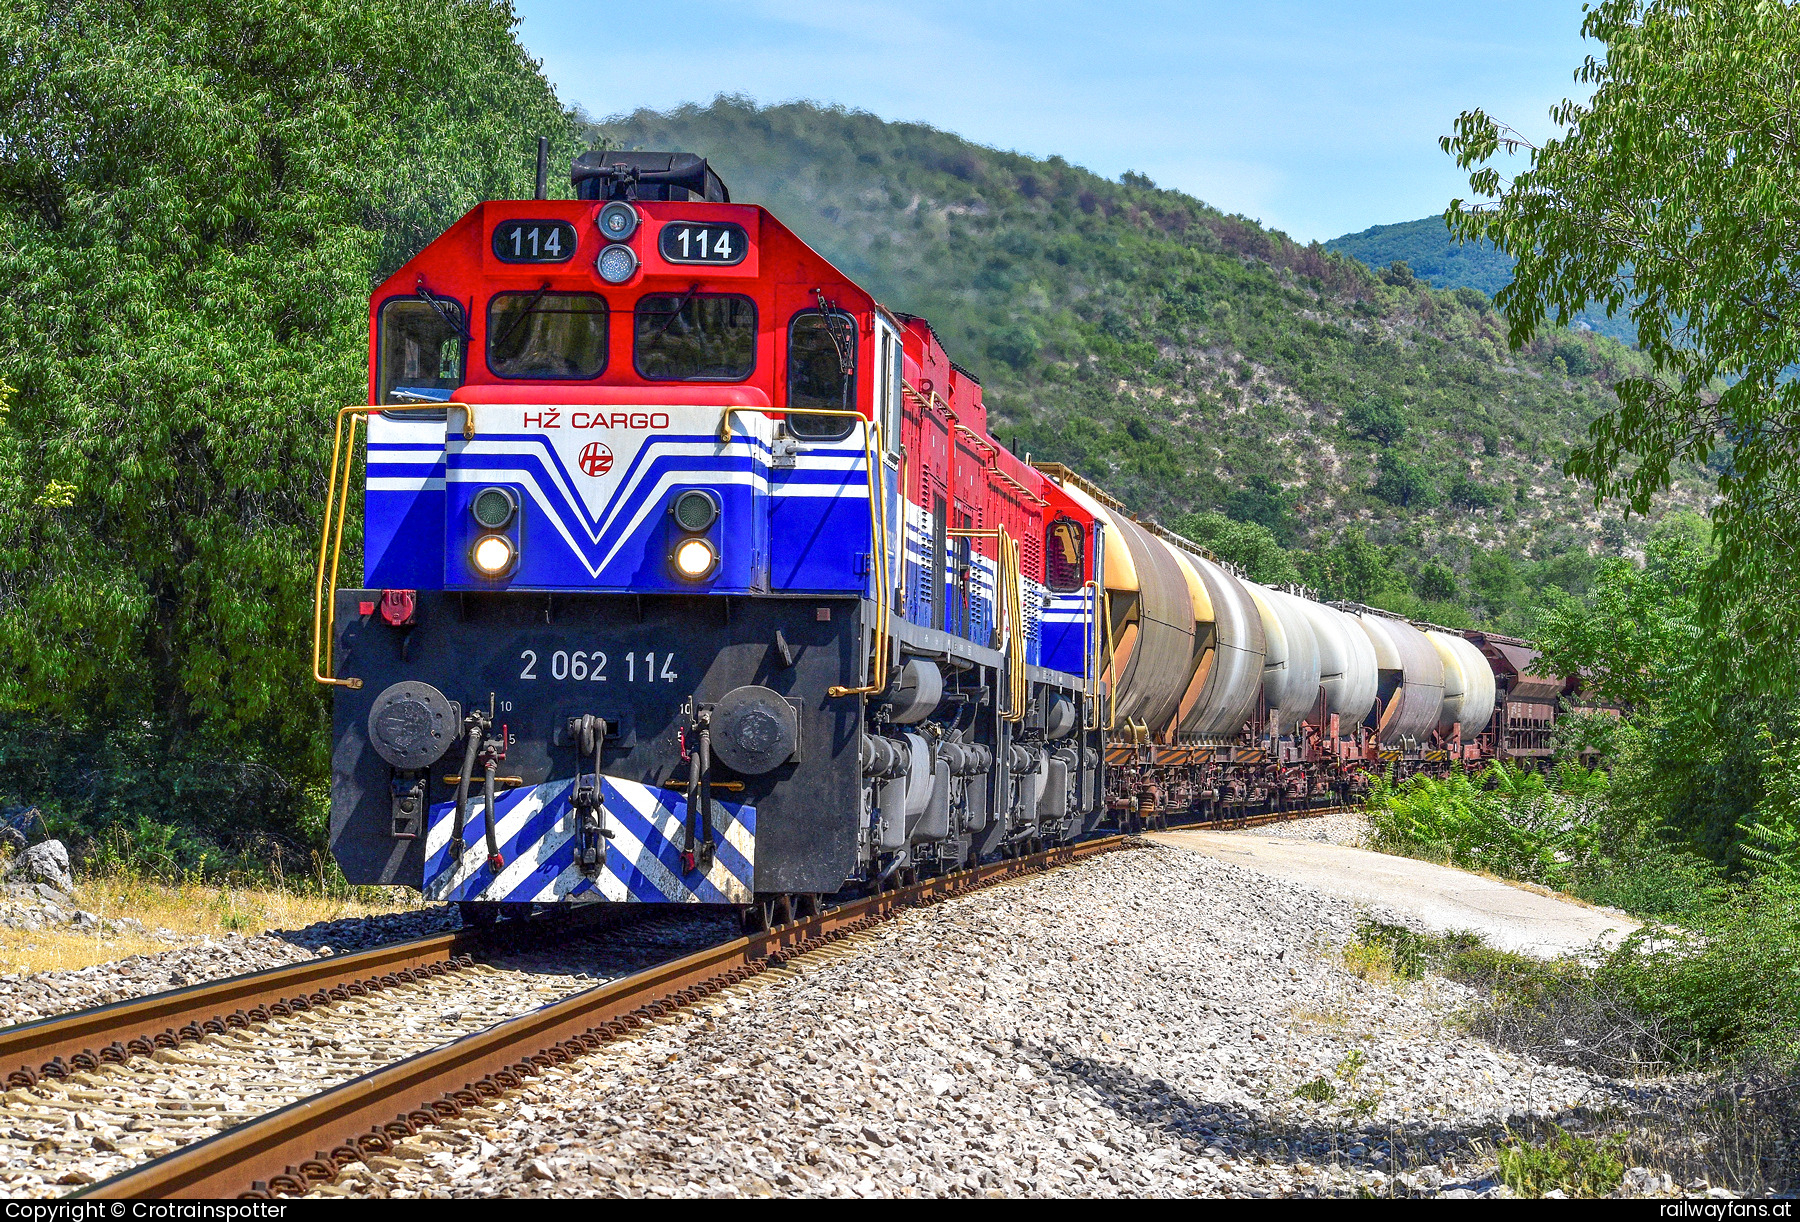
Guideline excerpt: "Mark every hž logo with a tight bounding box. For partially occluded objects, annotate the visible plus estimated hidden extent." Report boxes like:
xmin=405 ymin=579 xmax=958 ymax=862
xmin=578 ymin=442 xmax=613 ymax=477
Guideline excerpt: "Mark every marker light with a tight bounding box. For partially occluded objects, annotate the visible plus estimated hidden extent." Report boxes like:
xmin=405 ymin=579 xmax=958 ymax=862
xmin=670 ymin=488 xmax=720 ymax=533
xmin=672 ymin=537 xmax=718 ymax=580
xmin=596 ymin=243 xmax=638 ymax=284
xmin=597 ymin=201 xmax=639 ymax=241
xmin=472 ymin=486 xmax=518 ymax=529
xmin=471 ymin=533 xmax=517 ymax=578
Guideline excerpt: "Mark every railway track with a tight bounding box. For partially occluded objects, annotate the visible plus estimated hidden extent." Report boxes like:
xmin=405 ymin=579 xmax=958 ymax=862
xmin=0 ymin=836 xmax=1108 ymax=1198
xmin=0 ymin=807 xmax=1341 ymax=1199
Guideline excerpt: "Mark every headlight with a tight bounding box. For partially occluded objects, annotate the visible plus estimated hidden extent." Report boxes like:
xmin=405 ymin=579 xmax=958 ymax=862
xmin=596 ymin=201 xmax=639 ymax=241
xmin=672 ymin=537 xmax=718 ymax=580
xmin=471 ymin=533 xmax=517 ymax=577
xmin=596 ymin=243 xmax=638 ymax=284
xmin=472 ymin=486 xmax=518 ymax=529
xmin=670 ymin=488 xmax=720 ymax=533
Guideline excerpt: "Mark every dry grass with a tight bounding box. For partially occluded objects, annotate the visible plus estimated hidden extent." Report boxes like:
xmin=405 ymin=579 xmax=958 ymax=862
xmin=1289 ymin=1003 xmax=1353 ymax=1031
xmin=0 ymin=876 xmax=419 ymax=976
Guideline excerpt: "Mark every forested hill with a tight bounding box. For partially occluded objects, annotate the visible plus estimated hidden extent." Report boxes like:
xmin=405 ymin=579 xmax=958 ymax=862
xmin=1325 ymin=216 xmax=1636 ymax=345
xmin=589 ymin=99 xmax=1706 ymax=629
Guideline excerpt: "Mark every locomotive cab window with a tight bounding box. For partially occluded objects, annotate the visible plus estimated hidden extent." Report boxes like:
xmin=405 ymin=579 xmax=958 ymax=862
xmin=487 ymin=291 xmax=608 ymax=379
xmin=786 ymin=309 xmax=857 ymax=440
xmin=634 ymin=292 xmax=755 ymax=381
xmin=377 ymin=298 xmax=465 ymax=406
xmin=1046 ymin=517 xmax=1085 ymax=591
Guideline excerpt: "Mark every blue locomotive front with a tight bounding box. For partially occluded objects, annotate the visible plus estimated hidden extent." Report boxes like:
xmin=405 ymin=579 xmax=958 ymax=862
xmin=319 ymin=152 xmax=1106 ymax=923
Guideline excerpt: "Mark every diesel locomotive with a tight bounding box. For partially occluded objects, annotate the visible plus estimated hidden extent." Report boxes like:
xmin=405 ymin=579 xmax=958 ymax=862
xmin=315 ymin=150 xmax=1554 ymax=925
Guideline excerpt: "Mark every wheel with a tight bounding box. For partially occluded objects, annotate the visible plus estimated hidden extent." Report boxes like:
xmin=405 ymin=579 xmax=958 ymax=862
xmin=457 ymin=901 xmax=499 ymax=928
xmin=741 ymin=901 xmax=772 ymax=935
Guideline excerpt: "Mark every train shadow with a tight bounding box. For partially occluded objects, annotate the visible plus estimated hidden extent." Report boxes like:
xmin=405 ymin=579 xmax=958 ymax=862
xmin=1016 ymin=1037 xmax=1652 ymax=1195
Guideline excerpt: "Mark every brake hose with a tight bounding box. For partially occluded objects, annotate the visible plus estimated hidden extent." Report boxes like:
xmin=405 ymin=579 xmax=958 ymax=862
xmin=449 ymin=730 xmax=482 ymax=862
xmin=482 ymin=754 xmax=503 ymax=871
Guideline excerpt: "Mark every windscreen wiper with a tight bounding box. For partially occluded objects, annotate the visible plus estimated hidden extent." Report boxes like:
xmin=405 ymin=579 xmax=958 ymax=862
xmin=492 ymin=281 xmax=555 ymax=353
xmin=645 ymin=282 xmax=702 ymax=341
xmin=415 ymin=276 xmax=473 ymax=342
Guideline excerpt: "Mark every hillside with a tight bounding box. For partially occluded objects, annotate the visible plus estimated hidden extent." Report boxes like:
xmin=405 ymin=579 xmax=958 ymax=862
xmin=1326 ymin=216 xmax=1636 ymax=345
xmin=588 ymin=99 xmax=1709 ymax=630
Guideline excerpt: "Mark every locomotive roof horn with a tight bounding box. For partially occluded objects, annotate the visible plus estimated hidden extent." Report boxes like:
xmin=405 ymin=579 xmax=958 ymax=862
xmin=571 ymin=151 xmax=730 ymax=203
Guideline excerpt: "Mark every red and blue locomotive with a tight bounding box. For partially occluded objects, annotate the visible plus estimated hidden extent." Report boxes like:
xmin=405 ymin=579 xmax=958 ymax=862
xmin=316 ymin=151 xmax=1546 ymax=923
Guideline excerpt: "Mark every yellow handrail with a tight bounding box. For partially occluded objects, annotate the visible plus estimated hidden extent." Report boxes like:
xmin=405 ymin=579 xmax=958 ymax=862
xmin=949 ymin=527 xmax=1026 ymax=722
xmin=1082 ymin=578 xmax=1103 ymax=731
xmin=312 ymin=403 xmax=447 ymax=688
xmin=1005 ymin=530 xmax=1025 ymax=721
xmin=718 ymin=406 xmax=891 ymax=698
xmin=1094 ymin=593 xmax=1108 ymax=730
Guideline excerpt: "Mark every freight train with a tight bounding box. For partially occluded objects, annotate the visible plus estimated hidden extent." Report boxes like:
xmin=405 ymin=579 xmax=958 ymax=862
xmin=315 ymin=150 xmax=1569 ymax=926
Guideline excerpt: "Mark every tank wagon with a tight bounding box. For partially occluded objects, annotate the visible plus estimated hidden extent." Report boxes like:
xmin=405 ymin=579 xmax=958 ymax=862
xmin=314 ymin=150 xmax=1552 ymax=924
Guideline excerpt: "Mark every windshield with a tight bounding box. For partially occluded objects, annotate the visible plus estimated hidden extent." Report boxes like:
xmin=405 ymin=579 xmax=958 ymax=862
xmin=488 ymin=292 xmax=608 ymax=379
xmin=377 ymin=298 xmax=465 ymax=405
xmin=786 ymin=309 xmax=856 ymax=439
xmin=634 ymin=293 xmax=756 ymax=381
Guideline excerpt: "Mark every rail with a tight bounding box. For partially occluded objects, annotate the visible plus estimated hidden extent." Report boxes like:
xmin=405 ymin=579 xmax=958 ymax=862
xmin=716 ymin=406 xmax=891 ymax=698
xmin=1 ymin=931 xmax=484 ymax=1091
xmin=79 ymin=836 xmax=1131 ymax=1199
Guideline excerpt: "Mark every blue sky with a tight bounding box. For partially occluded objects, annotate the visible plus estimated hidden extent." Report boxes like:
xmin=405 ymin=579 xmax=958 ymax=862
xmin=515 ymin=1 xmax=1592 ymax=244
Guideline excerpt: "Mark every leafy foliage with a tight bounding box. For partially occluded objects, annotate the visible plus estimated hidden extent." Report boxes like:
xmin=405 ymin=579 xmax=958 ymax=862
xmin=1166 ymin=512 xmax=1301 ymax=585
xmin=1499 ymin=1126 xmax=1628 ymax=1198
xmin=0 ymin=0 xmax=573 ymax=844
xmin=1444 ymin=0 xmax=1800 ymax=696
xmin=1532 ymin=512 xmax=1800 ymax=863
xmin=1741 ymin=731 xmax=1800 ymax=881
xmin=1365 ymin=762 xmax=1611 ymax=890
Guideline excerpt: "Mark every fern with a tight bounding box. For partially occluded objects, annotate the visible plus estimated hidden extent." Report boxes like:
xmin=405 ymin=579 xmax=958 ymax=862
xmin=1740 ymin=730 xmax=1800 ymax=879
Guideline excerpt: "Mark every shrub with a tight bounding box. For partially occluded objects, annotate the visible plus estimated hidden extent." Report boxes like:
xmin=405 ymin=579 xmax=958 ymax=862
xmin=1365 ymin=762 xmax=1610 ymax=889
xmin=1344 ymin=396 xmax=1409 ymax=446
xmin=1372 ymin=451 xmax=1438 ymax=507
xmin=1499 ymin=1126 xmax=1626 ymax=1198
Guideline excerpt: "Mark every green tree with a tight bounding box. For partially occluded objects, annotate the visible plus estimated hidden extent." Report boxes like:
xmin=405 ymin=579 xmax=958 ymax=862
xmin=0 ymin=0 xmax=574 ymax=840
xmin=1534 ymin=514 xmax=1788 ymax=861
xmin=1444 ymin=0 xmax=1800 ymax=689
xmin=1446 ymin=471 xmax=1502 ymax=510
xmin=1343 ymin=395 xmax=1409 ymax=446
xmin=1302 ymin=527 xmax=1401 ymax=603
xmin=1413 ymin=560 xmax=1461 ymax=604
xmin=1170 ymin=511 xmax=1302 ymax=585
xmin=1372 ymin=451 xmax=1437 ymax=507
xmin=1468 ymin=548 xmax=1524 ymax=613
xmin=1222 ymin=474 xmax=1300 ymax=544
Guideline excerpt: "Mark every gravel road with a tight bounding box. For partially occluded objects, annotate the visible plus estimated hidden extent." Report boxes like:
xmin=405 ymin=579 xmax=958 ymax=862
xmin=316 ymin=842 xmax=1632 ymax=1199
